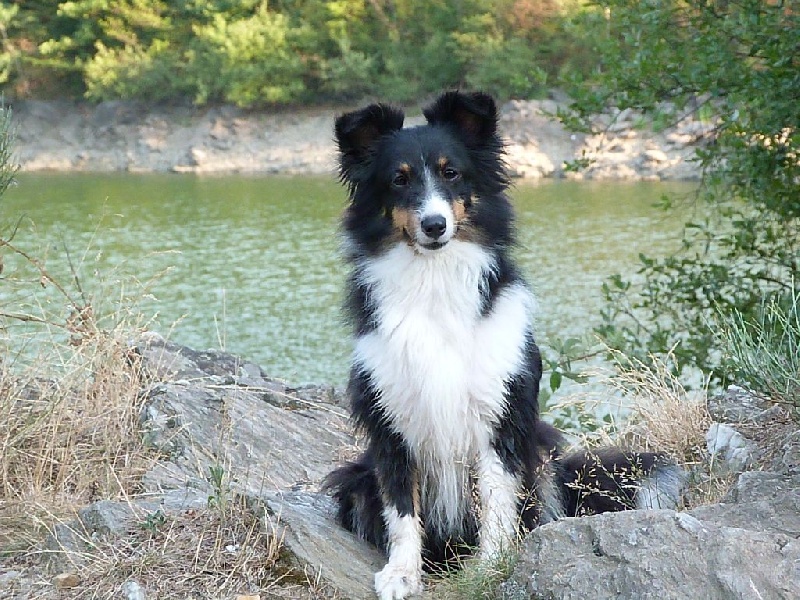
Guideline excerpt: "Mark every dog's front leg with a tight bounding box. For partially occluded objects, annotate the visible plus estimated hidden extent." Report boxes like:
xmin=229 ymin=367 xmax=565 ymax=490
xmin=375 ymin=503 xmax=423 ymax=599
xmin=477 ymin=448 xmax=520 ymax=560
xmin=348 ymin=368 xmax=423 ymax=598
xmin=373 ymin=448 xmax=422 ymax=600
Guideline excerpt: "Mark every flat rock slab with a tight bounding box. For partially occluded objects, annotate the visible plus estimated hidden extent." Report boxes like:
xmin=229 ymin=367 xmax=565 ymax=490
xmin=264 ymin=491 xmax=385 ymax=600
xmin=503 ymin=509 xmax=800 ymax=600
xmin=136 ymin=336 xmax=354 ymax=496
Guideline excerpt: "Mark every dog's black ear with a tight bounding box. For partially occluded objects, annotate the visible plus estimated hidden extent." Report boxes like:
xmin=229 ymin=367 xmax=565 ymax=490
xmin=423 ymin=91 xmax=498 ymax=143
xmin=335 ymin=104 xmax=404 ymax=181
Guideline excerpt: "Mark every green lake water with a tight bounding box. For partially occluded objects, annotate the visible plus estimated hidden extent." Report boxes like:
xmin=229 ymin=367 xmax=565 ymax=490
xmin=2 ymin=173 xmax=697 ymax=386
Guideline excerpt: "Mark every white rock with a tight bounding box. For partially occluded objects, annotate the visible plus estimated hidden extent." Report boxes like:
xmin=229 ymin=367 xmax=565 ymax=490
xmin=706 ymin=422 xmax=758 ymax=472
xmin=122 ymin=580 xmax=147 ymax=600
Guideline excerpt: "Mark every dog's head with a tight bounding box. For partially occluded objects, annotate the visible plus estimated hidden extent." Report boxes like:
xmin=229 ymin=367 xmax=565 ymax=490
xmin=335 ymin=91 xmax=511 ymax=255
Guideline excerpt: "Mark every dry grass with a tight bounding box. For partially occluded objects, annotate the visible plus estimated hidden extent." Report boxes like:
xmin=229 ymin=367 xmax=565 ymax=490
xmin=605 ymin=352 xmax=735 ymax=508
xmin=0 ymin=231 xmax=162 ymax=551
xmin=0 ymin=494 xmax=346 ymax=599
xmin=0 ymin=333 xmax=155 ymax=549
xmin=28 ymin=496 xmax=293 ymax=599
xmin=607 ymin=353 xmax=712 ymax=463
xmin=553 ymin=350 xmax=733 ymax=508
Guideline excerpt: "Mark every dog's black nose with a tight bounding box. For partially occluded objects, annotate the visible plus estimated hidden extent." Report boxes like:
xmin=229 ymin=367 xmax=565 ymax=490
xmin=421 ymin=214 xmax=447 ymax=239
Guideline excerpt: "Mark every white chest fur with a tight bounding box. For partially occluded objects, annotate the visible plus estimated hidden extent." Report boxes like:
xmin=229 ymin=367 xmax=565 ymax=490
xmin=352 ymin=241 xmax=535 ymax=532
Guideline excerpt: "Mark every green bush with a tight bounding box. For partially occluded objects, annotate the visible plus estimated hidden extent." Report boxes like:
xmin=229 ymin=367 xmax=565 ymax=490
xmin=462 ymin=37 xmax=548 ymax=100
xmin=319 ymin=39 xmax=376 ymax=98
xmin=83 ymin=40 xmax=189 ymax=103
xmin=717 ymin=287 xmax=800 ymax=410
xmin=1 ymin=0 xmax=597 ymax=106
xmin=190 ymin=8 xmax=306 ymax=106
xmin=563 ymin=0 xmax=800 ymax=387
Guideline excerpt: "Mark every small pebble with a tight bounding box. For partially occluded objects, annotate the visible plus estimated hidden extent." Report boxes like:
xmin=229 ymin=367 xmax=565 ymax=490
xmin=122 ymin=580 xmax=147 ymax=600
xmin=53 ymin=572 xmax=81 ymax=588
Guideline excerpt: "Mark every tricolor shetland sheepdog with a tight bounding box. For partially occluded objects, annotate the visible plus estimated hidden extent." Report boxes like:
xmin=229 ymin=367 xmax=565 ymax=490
xmin=325 ymin=91 xmax=683 ymax=600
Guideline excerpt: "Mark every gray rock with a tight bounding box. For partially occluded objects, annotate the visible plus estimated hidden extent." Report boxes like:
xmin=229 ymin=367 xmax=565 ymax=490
xmin=43 ymin=520 xmax=88 ymax=571
xmin=691 ymin=471 xmax=800 ymax=537
xmin=262 ymin=491 xmax=385 ymax=600
xmin=139 ymin=380 xmax=352 ymax=496
xmin=76 ymin=490 xmax=210 ymax=538
xmin=44 ymin=489 xmax=210 ymax=572
xmin=136 ymin=336 xmax=352 ymax=496
xmin=754 ymin=403 xmax=786 ymax=423
xmin=506 ymin=509 xmax=800 ymax=600
xmin=665 ymin=132 xmax=695 ymax=145
xmin=507 ymin=459 xmax=800 ymax=600
xmin=705 ymin=422 xmax=759 ymax=472
xmin=78 ymin=500 xmax=147 ymax=537
xmin=676 ymin=120 xmax=714 ymax=140
xmin=707 ymin=385 xmax=770 ymax=422
xmin=0 ymin=570 xmax=23 ymax=587
xmin=131 ymin=338 xmax=377 ymax=596
xmin=135 ymin=333 xmax=253 ymax=381
xmin=773 ymin=430 xmax=800 ymax=474
xmin=642 ymin=148 xmax=670 ymax=163
xmin=121 ymin=580 xmax=147 ymax=600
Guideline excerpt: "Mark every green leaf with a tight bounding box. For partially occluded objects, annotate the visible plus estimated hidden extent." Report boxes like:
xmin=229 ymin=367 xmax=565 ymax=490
xmin=549 ymin=369 xmax=563 ymax=393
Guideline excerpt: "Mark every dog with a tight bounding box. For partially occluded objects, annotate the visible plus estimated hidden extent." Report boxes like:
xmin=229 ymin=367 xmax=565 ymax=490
xmin=324 ymin=91 xmax=683 ymax=600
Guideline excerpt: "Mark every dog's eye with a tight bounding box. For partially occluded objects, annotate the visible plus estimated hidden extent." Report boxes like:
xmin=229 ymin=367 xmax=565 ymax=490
xmin=443 ymin=167 xmax=460 ymax=181
xmin=392 ymin=172 xmax=409 ymax=187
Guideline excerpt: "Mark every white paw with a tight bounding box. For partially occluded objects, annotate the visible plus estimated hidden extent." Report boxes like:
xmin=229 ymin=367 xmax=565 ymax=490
xmin=374 ymin=563 xmax=423 ymax=600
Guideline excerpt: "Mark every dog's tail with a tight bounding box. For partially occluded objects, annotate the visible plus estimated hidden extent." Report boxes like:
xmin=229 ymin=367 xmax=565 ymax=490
xmin=323 ymin=456 xmax=387 ymax=550
xmin=554 ymin=447 xmax=685 ymax=517
xmin=533 ymin=422 xmax=685 ymax=521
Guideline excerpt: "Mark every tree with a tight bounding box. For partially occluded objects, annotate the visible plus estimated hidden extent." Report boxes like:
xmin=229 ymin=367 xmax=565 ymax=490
xmin=0 ymin=1 xmax=593 ymax=105
xmin=563 ymin=0 xmax=800 ymax=385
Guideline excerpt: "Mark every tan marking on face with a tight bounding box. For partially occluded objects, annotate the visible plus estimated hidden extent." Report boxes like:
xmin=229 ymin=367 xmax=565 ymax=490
xmin=453 ymin=195 xmax=482 ymax=243
xmin=454 ymin=222 xmax=483 ymax=243
xmin=437 ymin=156 xmax=449 ymax=172
xmin=391 ymin=206 xmax=419 ymax=245
xmin=454 ymin=198 xmax=484 ymax=243
xmin=452 ymin=198 xmax=468 ymax=222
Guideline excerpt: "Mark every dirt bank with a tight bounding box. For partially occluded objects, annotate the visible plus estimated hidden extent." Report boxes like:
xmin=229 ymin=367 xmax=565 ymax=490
xmin=10 ymin=97 xmax=711 ymax=180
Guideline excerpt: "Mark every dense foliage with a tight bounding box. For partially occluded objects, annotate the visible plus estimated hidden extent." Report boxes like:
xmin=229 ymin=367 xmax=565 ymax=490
xmin=0 ymin=0 xmax=591 ymax=106
xmin=563 ymin=0 xmax=799 ymax=387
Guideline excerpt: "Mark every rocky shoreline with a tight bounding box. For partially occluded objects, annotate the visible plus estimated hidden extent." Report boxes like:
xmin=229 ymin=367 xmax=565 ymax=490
xmin=11 ymin=98 xmax=711 ymax=180
xmin=1 ymin=337 xmax=798 ymax=598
